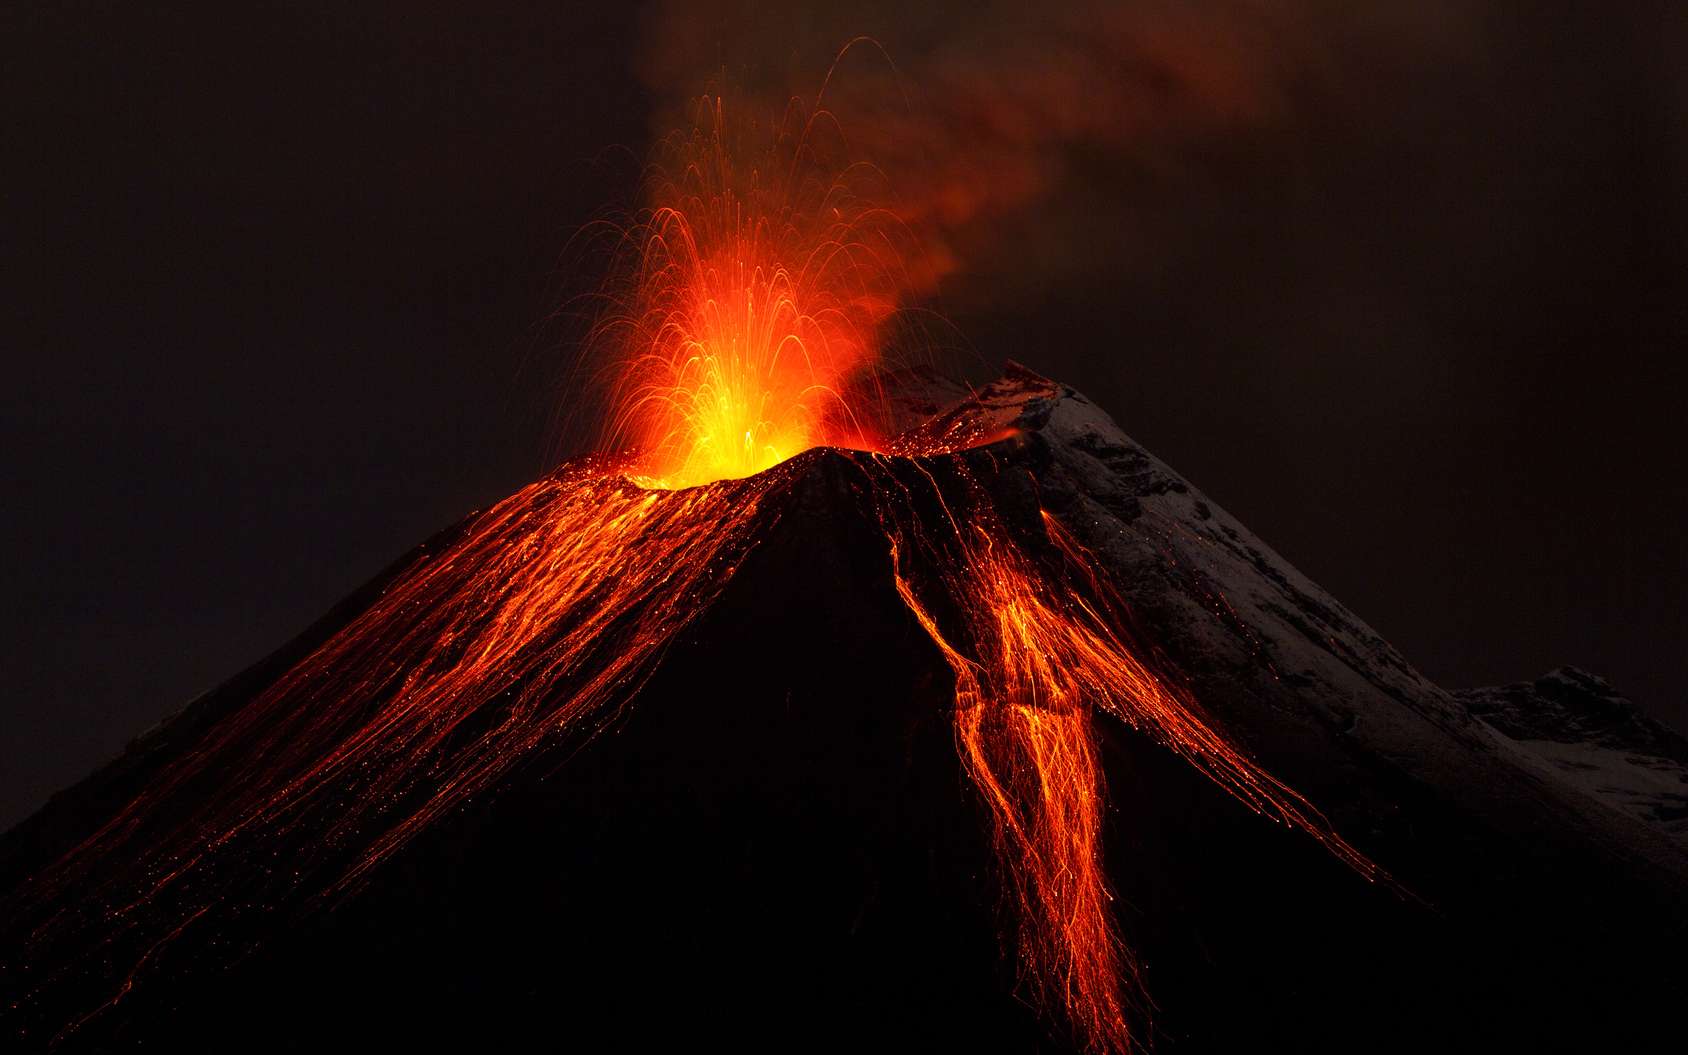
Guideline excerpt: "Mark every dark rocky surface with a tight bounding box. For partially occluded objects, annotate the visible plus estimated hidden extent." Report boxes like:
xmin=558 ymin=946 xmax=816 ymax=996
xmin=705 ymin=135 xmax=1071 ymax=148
xmin=1456 ymin=667 xmax=1688 ymax=835
xmin=1459 ymin=666 xmax=1688 ymax=756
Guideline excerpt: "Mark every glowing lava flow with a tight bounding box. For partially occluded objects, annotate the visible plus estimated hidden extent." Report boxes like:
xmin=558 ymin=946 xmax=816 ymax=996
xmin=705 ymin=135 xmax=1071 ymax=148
xmin=864 ymin=457 xmax=1384 ymax=1055
xmin=18 ymin=458 xmax=797 ymax=1038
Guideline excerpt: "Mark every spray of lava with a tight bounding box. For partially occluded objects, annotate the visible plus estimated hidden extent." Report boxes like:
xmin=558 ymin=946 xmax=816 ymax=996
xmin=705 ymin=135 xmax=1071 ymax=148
xmin=587 ymin=96 xmax=922 ymax=488
xmin=10 ymin=96 xmax=1384 ymax=1055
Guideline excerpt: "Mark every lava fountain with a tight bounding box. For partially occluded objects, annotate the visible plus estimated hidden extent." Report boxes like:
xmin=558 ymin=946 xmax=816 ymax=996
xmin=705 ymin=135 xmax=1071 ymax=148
xmin=588 ymin=96 xmax=920 ymax=488
xmin=10 ymin=96 xmax=1383 ymax=1055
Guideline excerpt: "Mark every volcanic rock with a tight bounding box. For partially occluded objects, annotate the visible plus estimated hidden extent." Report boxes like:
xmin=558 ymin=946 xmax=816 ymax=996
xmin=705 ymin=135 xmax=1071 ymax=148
xmin=1455 ymin=667 xmax=1688 ymax=837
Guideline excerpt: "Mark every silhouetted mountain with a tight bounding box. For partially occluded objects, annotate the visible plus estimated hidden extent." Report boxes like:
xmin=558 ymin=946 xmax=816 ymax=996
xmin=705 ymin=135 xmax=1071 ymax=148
xmin=1455 ymin=667 xmax=1688 ymax=838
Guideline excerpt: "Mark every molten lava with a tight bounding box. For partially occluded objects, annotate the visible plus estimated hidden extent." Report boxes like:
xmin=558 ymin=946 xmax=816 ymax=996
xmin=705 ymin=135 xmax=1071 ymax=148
xmin=593 ymin=97 xmax=913 ymax=488
xmin=12 ymin=96 xmax=1386 ymax=1055
xmin=865 ymin=457 xmax=1381 ymax=1054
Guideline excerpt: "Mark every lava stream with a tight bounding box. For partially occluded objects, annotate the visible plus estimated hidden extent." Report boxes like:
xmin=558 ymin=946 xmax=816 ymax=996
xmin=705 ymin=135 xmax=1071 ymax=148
xmin=866 ymin=457 xmax=1383 ymax=1054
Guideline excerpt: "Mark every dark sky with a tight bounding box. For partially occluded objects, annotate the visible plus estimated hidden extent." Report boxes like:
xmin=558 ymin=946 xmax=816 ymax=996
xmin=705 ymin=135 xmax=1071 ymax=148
xmin=3 ymin=1 xmax=1684 ymax=830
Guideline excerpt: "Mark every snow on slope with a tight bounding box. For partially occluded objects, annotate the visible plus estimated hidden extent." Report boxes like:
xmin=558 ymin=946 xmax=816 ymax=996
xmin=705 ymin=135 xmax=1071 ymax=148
xmin=1456 ymin=668 xmax=1688 ymax=840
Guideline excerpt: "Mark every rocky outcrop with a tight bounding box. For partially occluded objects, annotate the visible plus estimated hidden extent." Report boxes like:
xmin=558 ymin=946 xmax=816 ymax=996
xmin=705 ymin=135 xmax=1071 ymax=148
xmin=1457 ymin=667 xmax=1688 ymax=837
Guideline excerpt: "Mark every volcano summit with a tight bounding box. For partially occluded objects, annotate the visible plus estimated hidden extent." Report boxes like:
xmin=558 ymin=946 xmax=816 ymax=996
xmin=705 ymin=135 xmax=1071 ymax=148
xmin=4 ymin=365 xmax=1684 ymax=1054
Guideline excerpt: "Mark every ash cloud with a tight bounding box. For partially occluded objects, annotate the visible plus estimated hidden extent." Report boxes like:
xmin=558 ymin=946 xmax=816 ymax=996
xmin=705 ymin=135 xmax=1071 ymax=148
xmin=636 ymin=0 xmax=1482 ymax=309
xmin=634 ymin=0 xmax=1688 ymax=727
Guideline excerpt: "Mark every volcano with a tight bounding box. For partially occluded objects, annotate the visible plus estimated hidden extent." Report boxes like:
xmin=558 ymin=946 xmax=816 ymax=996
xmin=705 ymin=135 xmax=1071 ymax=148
xmin=4 ymin=365 xmax=1685 ymax=1054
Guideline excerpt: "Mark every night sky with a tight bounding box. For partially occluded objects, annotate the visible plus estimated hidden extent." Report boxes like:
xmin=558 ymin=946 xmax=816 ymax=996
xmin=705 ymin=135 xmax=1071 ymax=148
xmin=4 ymin=1 xmax=1685 ymax=829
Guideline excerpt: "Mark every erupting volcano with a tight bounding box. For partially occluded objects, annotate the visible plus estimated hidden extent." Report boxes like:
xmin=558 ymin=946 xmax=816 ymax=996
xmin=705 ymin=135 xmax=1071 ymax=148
xmin=590 ymin=97 xmax=914 ymax=488
xmin=5 ymin=95 xmax=1686 ymax=1055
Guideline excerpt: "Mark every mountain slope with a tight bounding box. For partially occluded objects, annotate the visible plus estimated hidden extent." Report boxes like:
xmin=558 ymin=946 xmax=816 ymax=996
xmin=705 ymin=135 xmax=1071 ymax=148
xmin=4 ymin=365 xmax=1684 ymax=1054
xmin=1457 ymin=666 xmax=1688 ymax=839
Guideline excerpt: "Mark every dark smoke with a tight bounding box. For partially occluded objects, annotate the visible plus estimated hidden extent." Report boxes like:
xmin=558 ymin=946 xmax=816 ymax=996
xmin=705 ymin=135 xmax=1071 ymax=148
xmin=635 ymin=0 xmax=1688 ymax=727
xmin=636 ymin=0 xmax=1485 ymax=309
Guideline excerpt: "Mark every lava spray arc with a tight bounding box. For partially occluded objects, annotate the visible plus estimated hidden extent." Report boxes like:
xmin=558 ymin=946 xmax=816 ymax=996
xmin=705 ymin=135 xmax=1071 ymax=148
xmin=8 ymin=93 xmax=1385 ymax=1055
xmin=584 ymin=95 xmax=928 ymax=488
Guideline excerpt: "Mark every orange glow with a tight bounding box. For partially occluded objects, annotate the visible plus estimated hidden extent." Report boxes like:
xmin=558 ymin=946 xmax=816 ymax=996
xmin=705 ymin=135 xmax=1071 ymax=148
xmin=29 ymin=459 xmax=798 ymax=937
xmin=869 ymin=461 xmax=1384 ymax=1054
xmin=592 ymin=98 xmax=916 ymax=488
xmin=890 ymin=538 xmax=1135 ymax=1054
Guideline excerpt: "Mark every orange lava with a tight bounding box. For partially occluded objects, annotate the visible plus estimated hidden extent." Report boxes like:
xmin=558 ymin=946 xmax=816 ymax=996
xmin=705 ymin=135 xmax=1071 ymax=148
xmin=868 ymin=460 xmax=1383 ymax=1054
xmin=23 ymin=458 xmax=798 ymax=1026
xmin=591 ymin=97 xmax=917 ymax=488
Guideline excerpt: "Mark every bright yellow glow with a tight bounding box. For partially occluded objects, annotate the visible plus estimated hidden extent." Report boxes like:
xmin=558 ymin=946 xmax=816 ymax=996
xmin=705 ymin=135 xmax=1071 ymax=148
xmin=593 ymin=98 xmax=907 ymax=489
